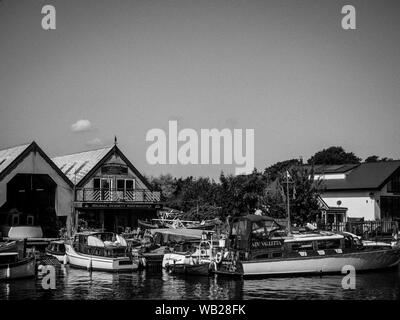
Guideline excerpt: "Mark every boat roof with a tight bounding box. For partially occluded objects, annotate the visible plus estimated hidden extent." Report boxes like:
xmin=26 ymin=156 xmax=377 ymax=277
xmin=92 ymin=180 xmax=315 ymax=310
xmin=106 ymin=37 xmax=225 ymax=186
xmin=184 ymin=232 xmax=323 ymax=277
xmin=285 ymin=232 xmax=344 ymax=242
xmin=50 ymin=240 xmax=65 ymax=244
xmin=150 ymin=228 xmax=214 ymax=239
xmin=0 ymin=252 xmax=19 ymax=256
xmin=75 ymin=231 xmax=115 ymax=237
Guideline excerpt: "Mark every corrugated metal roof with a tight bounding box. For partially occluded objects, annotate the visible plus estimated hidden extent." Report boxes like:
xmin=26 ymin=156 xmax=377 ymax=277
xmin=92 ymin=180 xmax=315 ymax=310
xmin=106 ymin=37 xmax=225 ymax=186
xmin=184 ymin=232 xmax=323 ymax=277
xmin=321 ymin=161 xmax=400 ymax=190
xmin=0 ymin=143 xmax=30 ymax=174
xmin=52 ymin=146 xmax=113 ymax=184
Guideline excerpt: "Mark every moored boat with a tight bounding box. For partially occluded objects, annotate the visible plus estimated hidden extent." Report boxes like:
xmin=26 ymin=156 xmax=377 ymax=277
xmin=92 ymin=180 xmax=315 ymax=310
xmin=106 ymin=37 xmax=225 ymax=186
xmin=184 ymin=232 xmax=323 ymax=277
xmin=0 ymin=253 xmax=36 ymax=281
xmin=65 ymin=232 xmax=138 ymax=272
xmin=214 ymin=215 xmax=400 ymax=277
xmin=45 ymin=240 xmax=66 ymax=263
xmin=0 ymin=240 xmax=36 ymax=281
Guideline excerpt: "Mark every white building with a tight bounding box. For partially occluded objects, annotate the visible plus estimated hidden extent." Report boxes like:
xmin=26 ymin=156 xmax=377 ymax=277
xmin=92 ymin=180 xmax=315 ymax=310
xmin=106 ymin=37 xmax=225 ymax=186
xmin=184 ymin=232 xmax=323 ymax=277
xmin=314 ymin=162 xmax=400 ymax=223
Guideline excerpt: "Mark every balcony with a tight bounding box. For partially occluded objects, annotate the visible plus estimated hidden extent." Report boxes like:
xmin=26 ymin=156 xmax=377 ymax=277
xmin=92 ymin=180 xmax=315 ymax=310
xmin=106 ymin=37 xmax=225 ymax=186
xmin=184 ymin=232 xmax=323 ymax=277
xmin=74 ymin=188 xmax=161 ymax=203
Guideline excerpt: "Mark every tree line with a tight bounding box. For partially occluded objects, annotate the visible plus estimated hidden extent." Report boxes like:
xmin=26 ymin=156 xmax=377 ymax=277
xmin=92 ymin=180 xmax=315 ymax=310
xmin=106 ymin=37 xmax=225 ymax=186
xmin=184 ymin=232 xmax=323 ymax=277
xmin=147 ymin=146 xmax=397 ymax=225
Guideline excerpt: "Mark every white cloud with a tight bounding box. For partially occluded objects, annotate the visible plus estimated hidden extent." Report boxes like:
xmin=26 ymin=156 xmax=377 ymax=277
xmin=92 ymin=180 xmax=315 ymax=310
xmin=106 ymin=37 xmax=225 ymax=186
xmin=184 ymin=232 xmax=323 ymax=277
xmin=71 ymin=119 xmax=92 ymax=132
xmin=86 ymin=138 xmax=103 ymax=147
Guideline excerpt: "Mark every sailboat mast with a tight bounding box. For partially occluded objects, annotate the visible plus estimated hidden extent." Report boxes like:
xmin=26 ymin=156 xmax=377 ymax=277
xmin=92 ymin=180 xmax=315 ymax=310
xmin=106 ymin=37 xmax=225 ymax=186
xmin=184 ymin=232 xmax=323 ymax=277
xmin=286 ymin=171 xmax=291 ymax=234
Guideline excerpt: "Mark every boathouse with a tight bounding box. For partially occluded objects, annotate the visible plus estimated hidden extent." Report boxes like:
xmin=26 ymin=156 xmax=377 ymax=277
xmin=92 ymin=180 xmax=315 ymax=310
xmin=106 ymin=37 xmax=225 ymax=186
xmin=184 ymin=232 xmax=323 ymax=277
xmin=315 ymin=162 xmax=400 ymax=222
xmin=52 ymin=142 xmax=161 ymax=233
xmin=0 ymin=142 xmax=74 ymax=237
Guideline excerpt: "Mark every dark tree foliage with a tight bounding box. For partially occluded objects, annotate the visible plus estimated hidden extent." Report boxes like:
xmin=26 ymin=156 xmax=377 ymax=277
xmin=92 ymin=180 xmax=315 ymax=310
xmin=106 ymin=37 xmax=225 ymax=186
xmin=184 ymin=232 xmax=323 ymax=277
xmin=147 ymin=163 xmax=322 ymax=226
xmin=307 ymin=146 xmax=361 ymax=165
xmin=263 ymin=159 xmax=301 ymax=181
xmin=364 ymin=155 xmax=394 ymax=163
xmin=283 ymin=166 xmax=322 ymax=225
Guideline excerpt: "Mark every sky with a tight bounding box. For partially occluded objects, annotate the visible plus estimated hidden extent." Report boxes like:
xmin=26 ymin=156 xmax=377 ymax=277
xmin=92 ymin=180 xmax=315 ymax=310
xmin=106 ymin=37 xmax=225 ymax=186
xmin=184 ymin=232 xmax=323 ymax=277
xmin=0 ymin=0 xmax=400 ymax=179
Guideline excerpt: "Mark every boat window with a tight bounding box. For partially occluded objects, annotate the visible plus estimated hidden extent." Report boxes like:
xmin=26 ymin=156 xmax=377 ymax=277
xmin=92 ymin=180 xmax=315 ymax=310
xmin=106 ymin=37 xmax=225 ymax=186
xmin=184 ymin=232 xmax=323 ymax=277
xmin=317 ymin=239 xmax=341 ymax=250
xmin=252 ymin=221 xmax=268 ymax=238
xmin=254 ymin=253 xmax=269 ymax=260
xmin=291 ymin=241 xmax=314 ymax=251
xmin=231 ymin=220 xmax=247 ymax=237
xmin=272 ymin=252 xmax=282 ymax=258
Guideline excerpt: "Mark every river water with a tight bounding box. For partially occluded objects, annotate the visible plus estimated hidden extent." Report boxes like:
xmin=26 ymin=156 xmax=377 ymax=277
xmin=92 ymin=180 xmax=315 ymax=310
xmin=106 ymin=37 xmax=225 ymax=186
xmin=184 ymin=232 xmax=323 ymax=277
xmin=1 ymin=264 xmax=400 ymax=300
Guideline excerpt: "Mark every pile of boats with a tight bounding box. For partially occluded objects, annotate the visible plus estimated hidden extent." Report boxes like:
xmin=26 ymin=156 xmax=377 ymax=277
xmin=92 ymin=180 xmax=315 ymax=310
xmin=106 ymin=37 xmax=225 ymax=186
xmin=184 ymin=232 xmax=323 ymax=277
xmin=2 ymin=214 xmax=400 ymax=281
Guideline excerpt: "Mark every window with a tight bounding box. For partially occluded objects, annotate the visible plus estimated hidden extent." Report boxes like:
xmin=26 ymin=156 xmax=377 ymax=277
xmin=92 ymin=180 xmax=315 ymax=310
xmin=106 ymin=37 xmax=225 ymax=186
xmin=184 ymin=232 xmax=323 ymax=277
xmin=12 ymin=214 xmax=20 ymax=226
xmin=291 ymin=241 xmax=313 ymax=252
xmin=117 ymin=179 xmax=125 ymax=191
xmin=381 ymin=196 xmax=400 ymax=219
xmin=93 ymin=178 xmax=100 ymax=189
xmin=125 ymin=179 xmax=135 ymax=190
xmin=388 ymin=173 xmax=400 ymax=193
xmin=27 ymin=215 xmax=34 ymax=226
xmin=317 ymin=239 xmax=341 ymax=250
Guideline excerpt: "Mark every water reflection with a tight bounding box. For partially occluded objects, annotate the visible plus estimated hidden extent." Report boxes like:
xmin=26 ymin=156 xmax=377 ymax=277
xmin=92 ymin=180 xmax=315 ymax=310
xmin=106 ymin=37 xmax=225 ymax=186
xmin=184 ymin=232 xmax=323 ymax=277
xmin=0 ymin=265 xmax=399 ymax=300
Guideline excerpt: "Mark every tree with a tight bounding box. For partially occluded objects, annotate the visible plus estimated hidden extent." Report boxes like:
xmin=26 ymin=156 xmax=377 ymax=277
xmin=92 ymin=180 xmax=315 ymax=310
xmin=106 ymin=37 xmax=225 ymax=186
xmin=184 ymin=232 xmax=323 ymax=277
xmin=307 ymin=146 xmax=361 ymax=165
xmin=364 ymin=155 xmax=394 ymax=163
xmin=264 ymin=159 xmax=301 ymax=181
xmin=264 ymin=166 xmax=322 ymax=225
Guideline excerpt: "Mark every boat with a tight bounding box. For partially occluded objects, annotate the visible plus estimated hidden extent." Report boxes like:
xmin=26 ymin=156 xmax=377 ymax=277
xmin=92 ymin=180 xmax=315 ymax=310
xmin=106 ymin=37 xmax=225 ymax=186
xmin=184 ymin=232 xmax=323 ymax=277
xmin=65 ymin=232 xmax=138 ymax=272
xmin=167 ymin=262 xmax=211 ymax=276
xmin=0 ymin=241 xmax=18 ymax=253
xmin=45 ymin=240 xmax=66 ymax=263
xmin=0 ymin=240 xmax=36 ymax=281
xmin=161 ymin=218 xmax=220 ymax=230
xmin=138 ymin=219 xmax=162 ymax=229
xmin=213 ymin=215 xmax=400 ymax=277
xmin=164 ymin=234 xmax=215 ymax=277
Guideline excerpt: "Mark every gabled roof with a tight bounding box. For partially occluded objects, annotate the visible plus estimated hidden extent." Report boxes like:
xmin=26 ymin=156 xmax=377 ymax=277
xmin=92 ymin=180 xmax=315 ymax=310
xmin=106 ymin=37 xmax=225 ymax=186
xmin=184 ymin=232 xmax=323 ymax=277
xmin=52 ymin=145 xmax=153 ymax=190
xmin=0 ymin=141 xmax=73 ymax=187
xmin=52 ymin=146 xmax=113 ymax=185
xmin=321 ymin=161 xmax=400 ymax=191
xmin=0 ymin=143 xmax=30 ymax=175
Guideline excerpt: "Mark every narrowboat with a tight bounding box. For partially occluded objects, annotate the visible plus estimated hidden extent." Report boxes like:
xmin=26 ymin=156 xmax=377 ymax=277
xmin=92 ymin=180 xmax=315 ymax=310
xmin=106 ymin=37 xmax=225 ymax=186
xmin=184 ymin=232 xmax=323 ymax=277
xmin=45 ymin=240 xmax=66 ymax=263
xmin=65 ymin=232 xmax=138 ymax=272
xmin=214 ymin=215 xmax=400 ymax=277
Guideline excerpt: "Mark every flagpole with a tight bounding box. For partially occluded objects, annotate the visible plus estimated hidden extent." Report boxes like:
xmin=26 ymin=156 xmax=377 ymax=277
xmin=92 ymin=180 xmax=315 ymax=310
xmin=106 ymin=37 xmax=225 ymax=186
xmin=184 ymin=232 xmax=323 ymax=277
xmin=286 ymin=171 xmax=291 ymax=235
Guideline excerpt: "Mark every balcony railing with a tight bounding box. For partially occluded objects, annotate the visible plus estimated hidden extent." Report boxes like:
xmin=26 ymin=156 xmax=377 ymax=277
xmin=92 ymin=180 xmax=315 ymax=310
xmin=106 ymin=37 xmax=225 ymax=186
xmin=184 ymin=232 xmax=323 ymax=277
xmin=319 ymin=220 xmax=398 ymax=240
xmin=75 ymin=188 xmax=161 ymax=203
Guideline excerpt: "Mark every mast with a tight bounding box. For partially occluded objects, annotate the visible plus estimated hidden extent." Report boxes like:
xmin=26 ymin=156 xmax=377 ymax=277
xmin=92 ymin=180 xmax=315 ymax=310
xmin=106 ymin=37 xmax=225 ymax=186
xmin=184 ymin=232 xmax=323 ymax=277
xmin=286 ymin=170 xmax=291 ymax=235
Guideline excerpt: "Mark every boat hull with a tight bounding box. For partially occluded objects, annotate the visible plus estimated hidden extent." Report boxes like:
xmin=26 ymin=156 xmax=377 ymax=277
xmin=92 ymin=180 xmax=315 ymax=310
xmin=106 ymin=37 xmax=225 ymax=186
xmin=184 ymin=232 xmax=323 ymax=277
xmin=45 ymin=251 xmax=66 ymax=263
xmin=167 ymin=263 xmax=211 ymax=276
xmin=241 ymin=247 xmax=400 ymax=277
xmin=0 ymin=256 xmax=36 ymax=281
xmin=65 ymin=244 xmax=138 ymax=272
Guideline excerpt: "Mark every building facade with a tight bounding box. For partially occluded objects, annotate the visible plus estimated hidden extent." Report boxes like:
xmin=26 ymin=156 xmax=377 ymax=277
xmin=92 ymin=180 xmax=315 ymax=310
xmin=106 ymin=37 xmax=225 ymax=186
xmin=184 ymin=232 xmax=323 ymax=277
xmin=0 ymin=142 xmax=73 ymax=237
xmin=0 ymin=141 xmax=161 ymax=237
xmin=52 ymin=143 xmax=161 ymax=234
xmin=315 ymin=162 xmax=400 ymax=222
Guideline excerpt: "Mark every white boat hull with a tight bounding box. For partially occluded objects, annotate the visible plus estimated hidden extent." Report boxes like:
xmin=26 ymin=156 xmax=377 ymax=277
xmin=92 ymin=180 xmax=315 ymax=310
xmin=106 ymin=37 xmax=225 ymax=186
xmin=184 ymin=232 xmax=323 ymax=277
xmin=65 ymin=244 xmax=138 ymax=272
xmin=241 ymin=247 xmax=400 ymax=276
xmin=0 ymin=256 xmax=36 ymax=280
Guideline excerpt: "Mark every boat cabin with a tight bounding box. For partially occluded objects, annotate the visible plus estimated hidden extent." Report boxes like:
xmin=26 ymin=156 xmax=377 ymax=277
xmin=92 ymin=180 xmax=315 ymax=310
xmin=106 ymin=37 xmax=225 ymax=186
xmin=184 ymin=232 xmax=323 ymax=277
xmin=228 ymin=215 xmax=363 ymax=261
xmin=73 ymin=232 xmax=128 ymax=257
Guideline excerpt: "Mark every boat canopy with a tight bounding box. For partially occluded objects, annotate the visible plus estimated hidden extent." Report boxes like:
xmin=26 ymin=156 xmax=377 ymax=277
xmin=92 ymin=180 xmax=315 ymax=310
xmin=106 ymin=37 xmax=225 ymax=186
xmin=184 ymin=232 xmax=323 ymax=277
xmin=150 ymin=228 xmax=214 ymax=243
